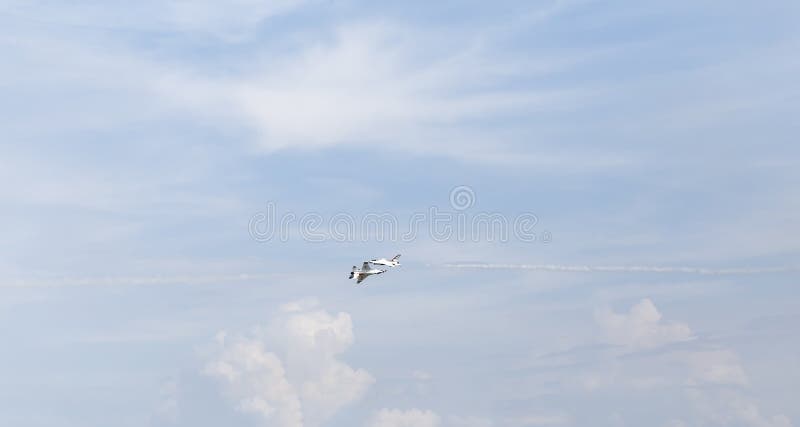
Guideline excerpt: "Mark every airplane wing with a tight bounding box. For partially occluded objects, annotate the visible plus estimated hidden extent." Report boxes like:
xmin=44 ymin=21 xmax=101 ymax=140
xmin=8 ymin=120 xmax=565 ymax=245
xmin=356 ymin=274 xmax=367 ymax=284
xmin=362 ymin=261 xmax=370 ymax=271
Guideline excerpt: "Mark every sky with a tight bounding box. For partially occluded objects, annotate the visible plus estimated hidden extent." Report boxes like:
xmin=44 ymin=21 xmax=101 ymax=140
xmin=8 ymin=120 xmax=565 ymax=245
xmin=1 ymin=0 xmax=799 ymax=426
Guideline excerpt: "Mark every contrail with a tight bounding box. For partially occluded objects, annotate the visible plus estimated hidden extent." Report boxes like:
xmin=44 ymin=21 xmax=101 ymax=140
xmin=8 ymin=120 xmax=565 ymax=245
xmin=441 ymin=263 xmax=799 ymax=275
xmin=6 ymin=264 xmax=795 ymax=288
xmin=3 ymin=273 xmax=279 ymax=288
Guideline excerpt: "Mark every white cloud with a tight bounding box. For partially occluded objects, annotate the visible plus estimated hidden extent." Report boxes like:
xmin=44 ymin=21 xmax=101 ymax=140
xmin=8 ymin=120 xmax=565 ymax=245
xmin=204 ymin=302 xmax=374 ymax=427
xmin=688 ymin=389 xmax=793 ymax=427
xmin=208 ymin=24 xmax=576 ymax=157
xmin=2 ymin=3 xmax=616 ymax=170
xmin=685 ymin=350 xmax=748 ymax=386
xmin=595 ymin=298 xmax=694 ymax=349
xmin=588 ymin=298 xmax=793 ymax=426
xmin=36 ymin=25 xmax=574 ymax=165
xmin=367 ymin=409 xmax=441 ymax=427
xmin=204 ymin=334 xmax=304 ymax=426
xmin=412 ymin=370 xmax=432 ymax=381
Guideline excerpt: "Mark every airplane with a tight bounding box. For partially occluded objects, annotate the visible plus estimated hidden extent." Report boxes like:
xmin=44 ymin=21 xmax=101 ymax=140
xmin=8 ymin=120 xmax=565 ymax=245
xmin=349 ymin=261 xmax=387 ymax=285
xmin=370 ymin=254 xmax=401 ymax=267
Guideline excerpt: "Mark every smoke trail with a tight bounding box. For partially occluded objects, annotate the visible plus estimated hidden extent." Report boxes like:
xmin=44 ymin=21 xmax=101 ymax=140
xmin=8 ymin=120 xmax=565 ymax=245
xmin=441 ymin=263 xmax=798 ymax=275
xmin=3 ymin=273 xmax=279 ymax=288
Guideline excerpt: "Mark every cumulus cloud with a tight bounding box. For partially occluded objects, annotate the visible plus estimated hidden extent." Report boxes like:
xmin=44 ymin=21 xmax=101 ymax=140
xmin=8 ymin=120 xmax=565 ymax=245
xmin=367 ymin=409 xmax=441 ymax=427
xmin=204 ymin=335 xmax=303 ymax=426
xmin=204 ymin=301 xmax=374 ymax=427
xmin=688 ymin=389 xmax=793 ymax=427
xmin=595 ymin=298 xmax=694 ymax=349
xmin=685 ymin=349 xmax=748 ymax=386
xmin=588 ymin=298 xmax=792 ymax=426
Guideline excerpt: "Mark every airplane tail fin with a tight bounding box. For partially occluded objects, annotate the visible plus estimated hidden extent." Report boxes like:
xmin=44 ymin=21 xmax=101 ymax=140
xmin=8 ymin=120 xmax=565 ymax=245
xmin=392 ymin=254 xmax=401 ymax=261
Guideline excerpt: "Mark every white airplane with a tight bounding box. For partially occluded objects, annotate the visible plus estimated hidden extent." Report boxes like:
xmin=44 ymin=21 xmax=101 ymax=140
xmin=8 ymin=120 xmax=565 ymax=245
xmin=349 ymin=261 xmax=387 ymax=284
xmin=370 ymin=254 xmax=401 ymax=267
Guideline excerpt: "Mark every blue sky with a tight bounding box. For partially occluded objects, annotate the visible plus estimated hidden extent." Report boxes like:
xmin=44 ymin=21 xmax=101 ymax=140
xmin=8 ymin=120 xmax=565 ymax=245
xmin=1 ymin=1 xmax=799 ymax=426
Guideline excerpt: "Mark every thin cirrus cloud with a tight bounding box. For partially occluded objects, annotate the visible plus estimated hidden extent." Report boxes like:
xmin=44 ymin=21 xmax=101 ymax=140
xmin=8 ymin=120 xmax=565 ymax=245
xmin=154 ymin=23 xmax=590 ymax=161
xmin=3 ymin=2 xmax=609 ymax=168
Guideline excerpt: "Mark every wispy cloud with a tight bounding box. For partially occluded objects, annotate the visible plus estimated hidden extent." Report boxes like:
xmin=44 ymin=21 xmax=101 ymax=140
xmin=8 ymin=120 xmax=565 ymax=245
xmin=2 ymin=3 xmax=612 ymax=167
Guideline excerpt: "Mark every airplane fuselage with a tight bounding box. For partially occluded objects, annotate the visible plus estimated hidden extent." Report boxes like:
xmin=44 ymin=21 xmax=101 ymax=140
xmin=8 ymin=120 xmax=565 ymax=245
xmin=349 ymin=267 xmax=386 ymax=284
xmin=349 ymin=256 xmax=398 ymax=284
xmin=370 ymin=259 xmax=400 ymax=267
